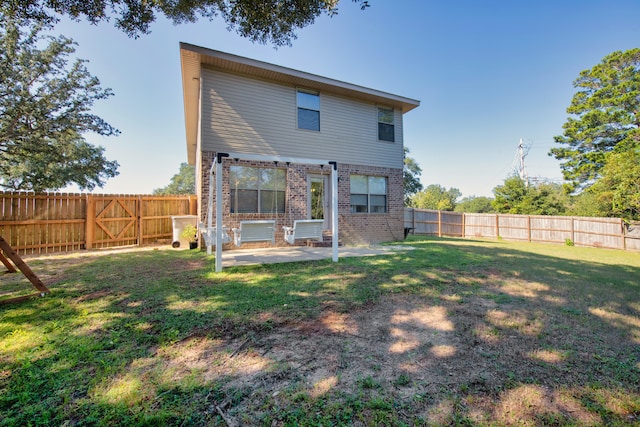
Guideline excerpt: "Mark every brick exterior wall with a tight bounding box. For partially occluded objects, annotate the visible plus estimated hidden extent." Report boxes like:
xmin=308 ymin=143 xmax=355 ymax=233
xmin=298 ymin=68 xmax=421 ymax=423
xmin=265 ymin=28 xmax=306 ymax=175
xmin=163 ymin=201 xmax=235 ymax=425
xmin=199 ymin=151 xmax=404 ymax=248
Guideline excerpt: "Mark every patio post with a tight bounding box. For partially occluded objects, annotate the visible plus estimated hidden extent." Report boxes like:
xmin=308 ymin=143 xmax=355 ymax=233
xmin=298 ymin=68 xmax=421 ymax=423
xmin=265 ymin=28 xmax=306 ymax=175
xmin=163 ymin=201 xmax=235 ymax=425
xmin=215 ymin=153 xmax=228 ymax=272
xmin=330 ymin=161 xmax=338 ymax=262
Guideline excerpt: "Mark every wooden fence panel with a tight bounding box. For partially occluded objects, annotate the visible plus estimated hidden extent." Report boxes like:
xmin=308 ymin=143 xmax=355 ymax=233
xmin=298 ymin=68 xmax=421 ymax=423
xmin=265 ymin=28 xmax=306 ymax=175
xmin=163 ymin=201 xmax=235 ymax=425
xmin=440 ymin=211 xmax=463 ymax=236
xmin=464 ymin=213 xmax=498 ymax=238
xmin=0 ymin=192 xmax=86 ymax=255
xmin=140 ymin=195 xmax=195 ymax=244
xmin=0 ymin=192 xmax=196 ymax=255
xmin=498 ymin=215 xmax=529 ymax=241
xmin=410 ymin=209 xmax=439 ymax=235
xmin=573 ymin=217 xmax=623 ymax=249
xmin=405 ymin=208 xmax=636 ymax=251
xmin=530 ymin=216 xmax=573 ymax=245
xmin=625 ymin=223 xmax=640 ymax=250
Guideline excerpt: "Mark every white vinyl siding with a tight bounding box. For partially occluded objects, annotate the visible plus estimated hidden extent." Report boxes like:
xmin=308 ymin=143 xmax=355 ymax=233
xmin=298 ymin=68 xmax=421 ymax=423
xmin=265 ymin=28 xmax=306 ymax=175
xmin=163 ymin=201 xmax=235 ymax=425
xmin=200 ymin=68 xmax=404 ymax=169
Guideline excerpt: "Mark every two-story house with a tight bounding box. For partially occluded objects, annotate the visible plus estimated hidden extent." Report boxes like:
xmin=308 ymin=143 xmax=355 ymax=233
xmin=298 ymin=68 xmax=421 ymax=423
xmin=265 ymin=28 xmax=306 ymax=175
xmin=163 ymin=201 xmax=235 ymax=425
xmin=180 ymin=43 xmax=419 ymax=251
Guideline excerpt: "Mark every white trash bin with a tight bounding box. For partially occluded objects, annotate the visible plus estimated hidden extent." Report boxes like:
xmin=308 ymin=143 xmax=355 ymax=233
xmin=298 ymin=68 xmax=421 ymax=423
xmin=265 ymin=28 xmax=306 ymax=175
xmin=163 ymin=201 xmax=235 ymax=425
xmin=171 ymin=215 xmax=198 ymax=248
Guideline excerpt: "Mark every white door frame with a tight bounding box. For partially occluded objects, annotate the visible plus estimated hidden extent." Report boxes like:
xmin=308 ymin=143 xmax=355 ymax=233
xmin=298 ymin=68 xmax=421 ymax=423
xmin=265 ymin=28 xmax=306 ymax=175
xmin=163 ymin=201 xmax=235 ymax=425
xmin=307 ymin=174 xmax=331 ymax=229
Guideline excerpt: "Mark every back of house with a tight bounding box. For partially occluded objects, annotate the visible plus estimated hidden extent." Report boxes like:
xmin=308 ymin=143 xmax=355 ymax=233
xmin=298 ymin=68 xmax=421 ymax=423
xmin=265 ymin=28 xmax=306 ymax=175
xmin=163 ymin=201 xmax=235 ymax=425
xmin=180 ymin=43 xmax=420 ymax=246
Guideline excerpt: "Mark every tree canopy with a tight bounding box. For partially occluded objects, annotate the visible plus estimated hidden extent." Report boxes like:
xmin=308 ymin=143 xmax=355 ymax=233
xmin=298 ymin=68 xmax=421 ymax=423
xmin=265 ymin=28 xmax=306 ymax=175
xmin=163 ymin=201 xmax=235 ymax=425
xmin=454 ymin=196 xmax=494 ymax=213
xmin=0 ymin=12 xmax=119 ymax=192
xmin=153 ymin=163 xmax=195 ymax=195
xmin=1 ymin=0 xmax=370 ymax=45
xmin=550 ymin=48 xmax=640 ymax=193
xmin=587 ymin=147 xmax=640 ymax=220
xmin=410 ymin=184 xmax=461 ymax=211
xmin=403 ymin=147 xmax=423 ymax=206
xmin=491 ymin=176 xmax=569 ymax=216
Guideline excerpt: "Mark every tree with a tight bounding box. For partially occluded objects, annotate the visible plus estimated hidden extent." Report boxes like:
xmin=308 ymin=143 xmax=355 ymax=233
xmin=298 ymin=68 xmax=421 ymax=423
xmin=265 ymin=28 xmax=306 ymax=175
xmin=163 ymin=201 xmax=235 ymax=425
xmin=403 ymin=147 xmax=423 ymax=206
xmin=2 ymin=0 xmax=370 ymax=45
xmin=492 ymin=176 xmax=569 ymax=215
xmin=588 ymin=148 xmax=640 ymax=220
xmin=519 ymin=182 xmax=568 ymax=216
xmin=0 ymin=13 xmax=119 ymax=191
xmin=491 ymin=175 xmax=527 ymax=213
xmin=410 ymin=184 xmax=461 ymax=211
xmin=566 ymin=191 xmax=610 ymax=218
xmin=454 ymin=196 xmax=494 ymax=213
xmin=153 ymin=162 xmax=196 ymax=195
xmin=549 ymin=48 xmax=640 ymax=193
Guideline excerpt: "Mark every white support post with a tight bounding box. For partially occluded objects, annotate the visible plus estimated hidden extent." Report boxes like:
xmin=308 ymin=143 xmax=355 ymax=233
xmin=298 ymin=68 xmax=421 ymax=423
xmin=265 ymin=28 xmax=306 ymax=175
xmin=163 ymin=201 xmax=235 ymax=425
xmin=330 ymin=161 xmax=339 ymax=262
xmin=215 ymin=153 xmax=227 ymax=272
xmin=206 ymin=162 xmax=215 ymax=256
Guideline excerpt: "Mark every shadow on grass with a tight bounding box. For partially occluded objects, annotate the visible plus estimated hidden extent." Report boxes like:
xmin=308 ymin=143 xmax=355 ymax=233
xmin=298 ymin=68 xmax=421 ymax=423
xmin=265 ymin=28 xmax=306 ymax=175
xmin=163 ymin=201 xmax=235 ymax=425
xmin=1 ymin=238 xmax=639 ymax=425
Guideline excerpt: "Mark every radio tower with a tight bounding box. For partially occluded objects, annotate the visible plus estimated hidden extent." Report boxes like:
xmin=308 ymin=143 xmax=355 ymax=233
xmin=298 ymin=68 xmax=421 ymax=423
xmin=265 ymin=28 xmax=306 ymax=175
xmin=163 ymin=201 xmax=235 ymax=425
xmin=518 ymin=138 xmax=529 ymax=186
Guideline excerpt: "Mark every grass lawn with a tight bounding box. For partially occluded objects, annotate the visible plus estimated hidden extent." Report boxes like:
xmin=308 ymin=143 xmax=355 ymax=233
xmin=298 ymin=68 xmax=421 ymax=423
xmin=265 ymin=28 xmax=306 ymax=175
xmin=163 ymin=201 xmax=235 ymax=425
xmin=1 ymin=237 xmax=639 ymax=426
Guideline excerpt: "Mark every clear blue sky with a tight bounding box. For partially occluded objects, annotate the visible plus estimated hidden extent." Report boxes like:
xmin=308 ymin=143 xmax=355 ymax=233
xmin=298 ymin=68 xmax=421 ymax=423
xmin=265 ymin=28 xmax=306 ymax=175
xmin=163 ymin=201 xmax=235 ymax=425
xmin=56 ymin=0 xmax=640 ymax=198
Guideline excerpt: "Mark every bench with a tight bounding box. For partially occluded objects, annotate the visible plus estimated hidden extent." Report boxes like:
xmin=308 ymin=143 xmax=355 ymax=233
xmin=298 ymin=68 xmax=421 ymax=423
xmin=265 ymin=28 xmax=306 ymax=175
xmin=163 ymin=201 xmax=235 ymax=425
xmin=283 ymin=220 xmax=324 ymax=245
xmin=199 ymin=223 xmax=230 ymax=247
xmin=232 ymin=220 xmax=276 ymax=247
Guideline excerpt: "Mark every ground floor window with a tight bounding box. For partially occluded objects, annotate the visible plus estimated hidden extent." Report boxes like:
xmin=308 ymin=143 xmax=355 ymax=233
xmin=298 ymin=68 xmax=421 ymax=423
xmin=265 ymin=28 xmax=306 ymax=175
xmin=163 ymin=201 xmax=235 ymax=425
xmin=230 ymin=166 xmax=286 ymax=213
xmin=350 ymin=174 xmax=387 ymax=213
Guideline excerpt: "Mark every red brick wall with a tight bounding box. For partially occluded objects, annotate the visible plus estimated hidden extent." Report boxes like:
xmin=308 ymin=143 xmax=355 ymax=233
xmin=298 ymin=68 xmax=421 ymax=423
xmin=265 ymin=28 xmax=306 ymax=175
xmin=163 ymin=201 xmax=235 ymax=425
xmin=199 ymin=151 xmax=404 ymax=247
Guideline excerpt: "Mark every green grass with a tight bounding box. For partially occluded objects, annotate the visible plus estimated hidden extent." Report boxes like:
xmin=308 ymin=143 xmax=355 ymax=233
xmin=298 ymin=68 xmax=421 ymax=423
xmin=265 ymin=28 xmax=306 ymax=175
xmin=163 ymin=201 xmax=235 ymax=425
xmin=1 ymin=237 xmax=639 ymax=426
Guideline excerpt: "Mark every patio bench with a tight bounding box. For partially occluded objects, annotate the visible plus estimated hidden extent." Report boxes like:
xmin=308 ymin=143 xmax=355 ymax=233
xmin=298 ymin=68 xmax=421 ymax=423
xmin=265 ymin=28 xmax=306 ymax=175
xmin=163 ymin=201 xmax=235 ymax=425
xmin=232 ymin=220 xmax=276 ymax=247
xmin=283 ymin=220 xmax=324 ymax=245
xmin=199 ymin=222 xmax=230 ymax=247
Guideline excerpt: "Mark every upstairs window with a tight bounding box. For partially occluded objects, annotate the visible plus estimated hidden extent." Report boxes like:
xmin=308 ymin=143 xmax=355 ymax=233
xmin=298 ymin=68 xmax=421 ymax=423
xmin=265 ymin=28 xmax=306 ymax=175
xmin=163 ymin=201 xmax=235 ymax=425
xmin=378 ymin=107 xmax=395 ymax=142
xmin=350 ymin=175 xmax=387 ymax=213
xmin=230 ymin=166 xmax=286 ymax=214
xmin=297 ymin=89 xmax=320 ymax=131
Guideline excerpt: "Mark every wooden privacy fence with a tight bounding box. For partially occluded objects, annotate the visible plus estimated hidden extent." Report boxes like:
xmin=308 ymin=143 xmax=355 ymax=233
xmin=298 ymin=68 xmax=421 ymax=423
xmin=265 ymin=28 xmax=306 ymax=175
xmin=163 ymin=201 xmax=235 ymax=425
xmin=0 ymin=192 xmax=197 ymax=255
xmin=404 ymin=208 xmax=640 ymax=251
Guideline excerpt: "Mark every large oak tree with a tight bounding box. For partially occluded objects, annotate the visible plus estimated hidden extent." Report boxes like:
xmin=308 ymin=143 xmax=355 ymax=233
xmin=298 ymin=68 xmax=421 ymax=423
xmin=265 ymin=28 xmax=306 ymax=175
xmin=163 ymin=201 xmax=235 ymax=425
xmin=0 ymin=12 xmax=119 ymax=191
xmin=1 ymin=0 xmax=369 ymax=45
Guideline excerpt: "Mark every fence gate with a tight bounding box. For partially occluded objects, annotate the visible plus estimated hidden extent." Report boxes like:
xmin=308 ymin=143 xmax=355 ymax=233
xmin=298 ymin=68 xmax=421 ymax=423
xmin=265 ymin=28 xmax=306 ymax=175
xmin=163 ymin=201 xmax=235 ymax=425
xmin=86 ymin=195 xmax=139 ymax=249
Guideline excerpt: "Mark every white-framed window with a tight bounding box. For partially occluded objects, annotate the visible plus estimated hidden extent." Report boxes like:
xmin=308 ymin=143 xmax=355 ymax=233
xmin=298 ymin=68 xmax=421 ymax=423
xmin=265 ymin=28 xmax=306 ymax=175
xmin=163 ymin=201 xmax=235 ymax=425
xmin=297 ymin=89 xmax=320 ymax=131
xmin=378 ymin=106 xmax=395 ymax=142
xmin=350 ymin=175 xmax=387 ymax=213
xmin=230 ymin=166 xmax=286 ymax=214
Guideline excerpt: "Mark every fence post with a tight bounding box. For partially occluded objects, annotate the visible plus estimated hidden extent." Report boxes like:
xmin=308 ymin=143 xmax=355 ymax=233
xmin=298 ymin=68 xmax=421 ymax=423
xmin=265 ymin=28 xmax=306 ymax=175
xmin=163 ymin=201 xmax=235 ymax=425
xmin=189 ymin=195 xmax=198 ymax=215
xmin=137 ymin=195 xmax=143 ymax=246
xmin=622 ymin=218 xmax=626 ymax=250
xmin=571 ymin=217 xmax=575 ymax=245
xmin=495 ymin=214 xmax=500 ymax=239
xmin=85 ymin=194 xmax=95 ymax=250
xmin=438 ymin=210 xmax=442 ymax=237
xmin=462 ymin=212 xmax=466 ymax=238
xmin=412 ymin=208 xmax=415 ymax=233
xmin=528 ymin=216 xmax=532 ymax=242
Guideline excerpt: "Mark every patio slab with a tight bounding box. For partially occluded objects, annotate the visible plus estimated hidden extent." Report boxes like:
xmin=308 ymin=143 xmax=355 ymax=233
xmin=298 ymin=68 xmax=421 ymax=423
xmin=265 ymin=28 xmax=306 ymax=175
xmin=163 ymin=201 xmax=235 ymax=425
xmin=220 ymin=245 xmax=412 ymax=267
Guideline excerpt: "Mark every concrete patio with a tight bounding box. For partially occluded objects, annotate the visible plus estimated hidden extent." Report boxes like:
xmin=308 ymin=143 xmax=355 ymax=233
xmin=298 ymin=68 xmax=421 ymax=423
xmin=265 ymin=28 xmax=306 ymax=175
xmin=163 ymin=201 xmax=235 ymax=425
xmin=218 ymin=245 xmax=413 ymax=267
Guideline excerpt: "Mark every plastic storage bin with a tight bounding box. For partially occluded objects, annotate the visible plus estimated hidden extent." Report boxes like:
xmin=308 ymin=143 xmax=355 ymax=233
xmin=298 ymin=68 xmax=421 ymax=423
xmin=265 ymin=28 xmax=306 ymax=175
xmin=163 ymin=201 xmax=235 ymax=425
xmin=171 ymin=215 xmax=198 ymax=248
